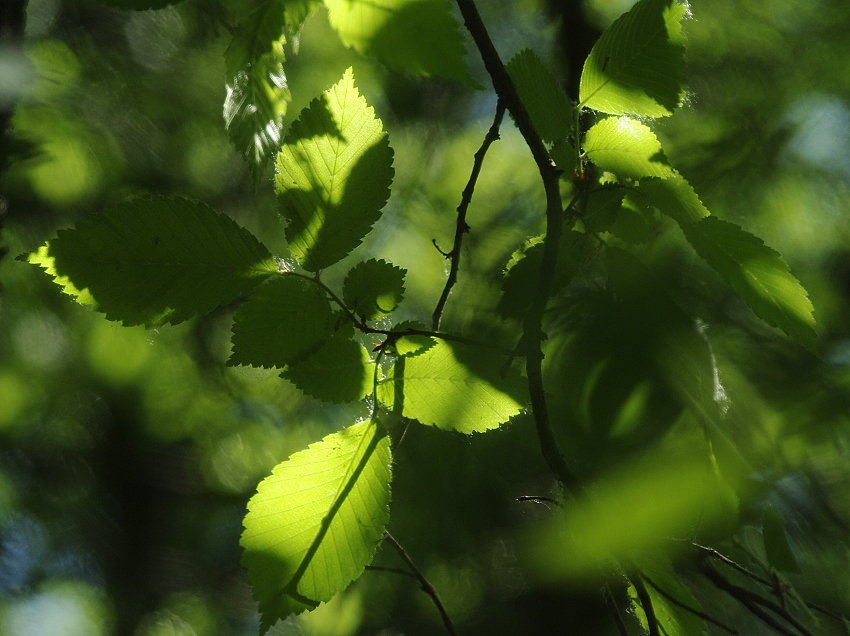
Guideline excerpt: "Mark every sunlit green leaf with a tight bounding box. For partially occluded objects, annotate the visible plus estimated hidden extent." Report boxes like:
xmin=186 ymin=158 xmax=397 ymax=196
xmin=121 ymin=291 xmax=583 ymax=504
xmin=679 ymin=217 xmax=817 ymax=348
xmin=324 ymin=0 xmax=475 ymax=86
xmin=224 ymin=0 xmax=291 ymax=179
xmin=506 ymin=49 xmax=572 ymax=144
xmin=376 ymin=341 xmax=526 ymax=433
xmin=630 ymin=559 xmax=707 ymax=636
xmin=579 ymin=0 xmax=687 ymax=117
xmin=763 ymin=505 xmax=800 ymax=573
xmin=343 ymin=259 xmax=406 ymax=320
xmin=583 ymin=117 xmax=675 ymax=180
xmin=26 ymin=197 xmax=277 ymax=327
xmin=639 ymin=175 xmax=710 ymax=224
xmin=389 ymin=321 xmax=436 ymax=357
xmin=229 ymin=276 xmax=335 ymax=368
xmin=241 ymin=419 xmax=392 ymax=633
xmin=276 ymin=68 xmax=394 ymax=271
xmin=284 ymin=330 xmax=373 ymax=403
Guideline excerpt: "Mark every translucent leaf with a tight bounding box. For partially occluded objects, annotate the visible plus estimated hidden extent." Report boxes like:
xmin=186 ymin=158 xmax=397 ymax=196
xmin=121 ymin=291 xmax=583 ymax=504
xmin=630 ymin=559 xmax=707 ymax=636
xmin=376 ymin=341 xmax=526 ymax=433
xmin=276 ymin=68 xmax=394 ymax=271
xmin=284 ymin=330 xmax=373 ymax=403
xmin=324 ymin=0 xmax=475 ymax=86
xmin=229 ymin=275 xmax=336 ymax=368
xmin=390 ymin=321 xmax=436 ymax=357
xmin=579 ymin=0 xmax=688 ymax=117
xmin=26 ymin=197 xmax=277 ymax=327
xmin=763 ymin=505 xmax=800 ymax=573
xmin=506 ymin=49 xmax=572 ymax=144
xmin=639 ymin=175 xmax=709 ymax=224
xmin=583 ymin=117 xmax=675 ymax=180
xmin=679 ymin=217 xmax=817 ymax=348
xmin=241 ymin=419 xmax=392 ymax=633
xmin=343 ymin=259 xmax=406 ymax=320
xmin=224 ymin=0 xmax=292 ymax=179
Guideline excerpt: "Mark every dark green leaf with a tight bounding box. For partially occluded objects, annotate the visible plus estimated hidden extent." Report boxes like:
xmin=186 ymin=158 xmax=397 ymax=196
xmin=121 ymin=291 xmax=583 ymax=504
xmin=630 ymin=559 xmax=708 ymax=636
xmin=583 ymin=117 xmax=675 ymax=180
xmin=343 ymin=259 xmax=406 ymax=320
xmin=229 ymin=275 xmax=335 ymax=368
xmin=763 ymin=505 xmax=801 ymax=573
xmin=639 ymin=175 xmax=710 ymax=224
xmin=283 ymin=330 xmax=373 ymax=403
xmin=582 ymin=188 xmax=625 ymax=233
xmin=607 ymin=192 xmax=656 ymax=244
xmin=96 ymin=0 xmax=180 ymax=8
xmin=241 ymin=419 xmax=392 ymax=633
xmin=276 ymin=68 xmax=394 ymax=271
xmin=579 ymin=0 xmax=688 ymax=117
xmin=506 ymin=49 xmax=572 ymax=144
xmin=26 ymin=196 xmax=277 ymax=327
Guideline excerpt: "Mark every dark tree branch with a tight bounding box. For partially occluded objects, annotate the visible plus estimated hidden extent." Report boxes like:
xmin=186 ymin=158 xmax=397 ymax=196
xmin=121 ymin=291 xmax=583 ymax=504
xmin=431 ymin=100 xmax=506 ymax=330
xmin=639 ymin=571 xmax=739 ymax=634
xmin=453 ymin=0 xmax=581 ymax=496
xmin=365 ymin=564 xmax=418 ymax=580
xmin=384 ymin=532 xmax=459 ymax=636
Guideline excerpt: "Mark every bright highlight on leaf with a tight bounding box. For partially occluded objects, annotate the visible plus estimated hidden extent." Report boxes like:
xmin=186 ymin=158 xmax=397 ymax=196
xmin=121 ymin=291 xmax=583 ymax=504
xmin=390 ymin=321 xmax=436 ymax=357
xmin=324 ymin=0 xmax=475 ymax=86
xmin=284 ymin=330 xmax=373 ymax=403
xmin=377 ymin=341 xmax=526 ymax=433
xmin=276 ymin=68 xmax=394 ymax=271
xmin=224 ymin=0 xmax=292 ymax=179
xmin=27 ymin=197 xmax=277 ymax=327
xmin=506 ymin=49 xmax=572 ymax=144
xmin=583 ymin=117 xmax=675 ymax=179
xmin=629 ymin=559 xmax=707 ymax=636
xmin=343 ymin=259 xmax=406 ymax=320
xmin=241 ymin=419 xmax=392 ymax=633
xmin=229 ymin=275 xmax=336 ymax=369
xmin=579 ymin=0 xmax=688 ymax=117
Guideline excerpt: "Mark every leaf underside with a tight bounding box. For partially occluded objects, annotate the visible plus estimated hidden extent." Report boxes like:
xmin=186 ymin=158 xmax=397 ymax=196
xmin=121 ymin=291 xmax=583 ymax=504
xmin=27 ymin=196 xmax=277 ymax=327
xmin=583 ymin=116 xmax=675 ymax=180
xmin=343 ymin=258 xmax=406 ymax=320
xmin=241 ymin=419 xmax=392 ymax=633
xmin=506 ymin=48 xmax=572 ymax=144
xmin=276 ymin=68 xmax=394 ymax=272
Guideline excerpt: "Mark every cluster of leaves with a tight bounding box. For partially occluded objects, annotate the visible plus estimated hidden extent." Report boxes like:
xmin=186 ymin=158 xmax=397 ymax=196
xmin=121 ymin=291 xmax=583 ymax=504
xmin=24 ymin=0 xmax=830 ymax=633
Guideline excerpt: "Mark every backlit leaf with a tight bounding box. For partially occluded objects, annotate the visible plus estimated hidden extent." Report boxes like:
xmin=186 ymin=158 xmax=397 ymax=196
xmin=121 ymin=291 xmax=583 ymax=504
xmin=324 ymin=0 xmax=475 ymax=86
xmin=376 ymin=341 xmax=526 ymax=433
xmin=276 ymin=68 xmax=394 ymax=271
xmin=26 ymin=196 xmax=277 ymax=327
xmin=284 ymin=330 xmax=373 ymax=403
xmin=639 ymin=175 xmax=709 ymax=224
xmin=583 ymin=117 xmax=675 ymax=180
xmin=241 ymin=419 xmax=392 ymax=633
xmin=229 ymin=275 xmax=335 ymax=368
xmin=343 ymin=259 xmax=406 ymax=320
xmin=390 ymin=321 xmax=436 ymax=357
xmin=506 ymin=49 xmax=572 ymax=144
xmin=579 ymin=0 xmax=688 ymax=117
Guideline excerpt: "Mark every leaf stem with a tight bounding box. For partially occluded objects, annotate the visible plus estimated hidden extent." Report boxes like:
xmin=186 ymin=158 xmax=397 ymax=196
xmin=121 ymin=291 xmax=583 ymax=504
xmin=384 ymin=531 xmax=459 ymax=636
xmin=431 ymin=100 xmax=506 ymax=330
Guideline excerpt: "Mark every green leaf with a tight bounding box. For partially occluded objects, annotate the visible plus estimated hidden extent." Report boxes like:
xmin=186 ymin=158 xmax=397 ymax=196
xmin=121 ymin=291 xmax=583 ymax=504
xmin=390 ymin=321 xmax=436 ymax=357
xmin=506 ymin=49 xmax=572 ymax=144
xmin=549 ymin=140 xmax=578 ymax=179
xmin=579 ymin=0 xmax=687 ymax=117
xmin=324 ymin=0 xmax=475 ymax=86
xmin=376 ymin=341 xmax=526 ymax=433
xmin=608 ymin=192 xmax=656 ymax=244
xmin=630 ymin=559 xmax=707 ymax=636
xmin=96 ymin=0 xmax=179 ymax=8
xmin=678 ymin=217 xmax=817 ymax=348
xmin=343 ymin=259 xmax=406 ymax=320
xmin=276 ymin=68 xmax=394 ymax=271
xmin=26 ymin=196 xmax=277 ymax=327
xmin=224 ymin=0 xmax=292 ymax=179
xmin=639 ymin=175 xmax=709 ymax=224
xmin=229 ymin=275 xmax=335 ymax=368
xmin=241 ymin=419 xmax=392 ymax=633
xmin=582 ymin=187 xmax=625 ymax=233
xmin=583 ymin=117 xmax=675 ymax=180
xmin=763 ymin=505 xmax=800 ymax=573
xmin=284 ymin=330 xmax=373 ymax=403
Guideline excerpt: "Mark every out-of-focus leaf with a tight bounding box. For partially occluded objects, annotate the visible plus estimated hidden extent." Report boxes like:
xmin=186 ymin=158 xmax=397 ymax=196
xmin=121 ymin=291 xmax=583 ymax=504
xmin=283 ymin=330 xmax=373 ymax=403
xmin=241 ymin=419 xmax=392 ymax=633
xmin=324 ymin=0 xmax=476 ymax=86
xmin=96 ymin=0 xmax=181 ymax=8
xmin=506 ymin=48 xmax=572 ymax=144
xmin=276 ymin=68 xmax=394 ymax=271
xmin=583 ymin=117 xmax=675 ymax=180
xmin=343 ymin=259 xmax=406 ymax=320
xmin=579 ymin=0 xmax=687 ymax=117
xmin=630 ymin=559 xmax=707 ymax=636
xmin=763 ymin=505 xmax=801 ymax=573
xmin=26 ymin=197 xmax=276 ymax=327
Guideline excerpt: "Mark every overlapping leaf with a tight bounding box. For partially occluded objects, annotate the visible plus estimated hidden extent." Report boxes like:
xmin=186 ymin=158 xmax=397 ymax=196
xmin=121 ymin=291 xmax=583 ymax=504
xmin=376 ymin=341 xmax=526 ymax=433
xmin=26 ymin=197 xmax=277 ymax=327
xmin=630 ymin=559 xmax=707 ymax=636
xmin=284 ymin=330 xmax=373 ymax=403
xmin=579 ymin=0 xmax=687 ymax=117
xmin=343 ymin=259 xmax=406 ymax=320
xmin=241 ymin=419 xmax=392 ymax=633
xmin=324 ymin=0 xmax=475 ymax=86
xmin=390 ymin=321 xmax=436 ymax=357
xmin=276 ymin=68 xmax=394 ymax=271
xmin=638 ymin=175 xmax=709 ymax=224
xmin=583 ymin=117 xmax=675 ymax=180
xmin=229 ymin=275 xmax=335 ymax=368
xmin=224 ymin=0 xmax=291 ymax=178
xmin=506 ymin=49 xmax=572 ymax=144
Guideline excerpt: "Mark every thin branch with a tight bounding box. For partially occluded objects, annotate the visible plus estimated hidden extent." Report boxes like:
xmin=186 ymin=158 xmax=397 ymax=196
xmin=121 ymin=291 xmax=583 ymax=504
xmin=365 ymin=565 xmax=418 ymax=580
xmin=629 ymin=572 xmax=661 ymax=636
xmin=639 ymin=571 xmax=739 ymax=634
xmin=384 ymin=531 xmax=459 ymax=636
xmin=431 ymin=100 xmax=506 ymax=330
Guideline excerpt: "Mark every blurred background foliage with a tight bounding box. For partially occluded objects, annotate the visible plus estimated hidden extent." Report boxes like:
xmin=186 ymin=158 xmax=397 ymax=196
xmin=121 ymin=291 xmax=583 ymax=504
xmin=1 ymin=0 xmax=850 ymax=634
